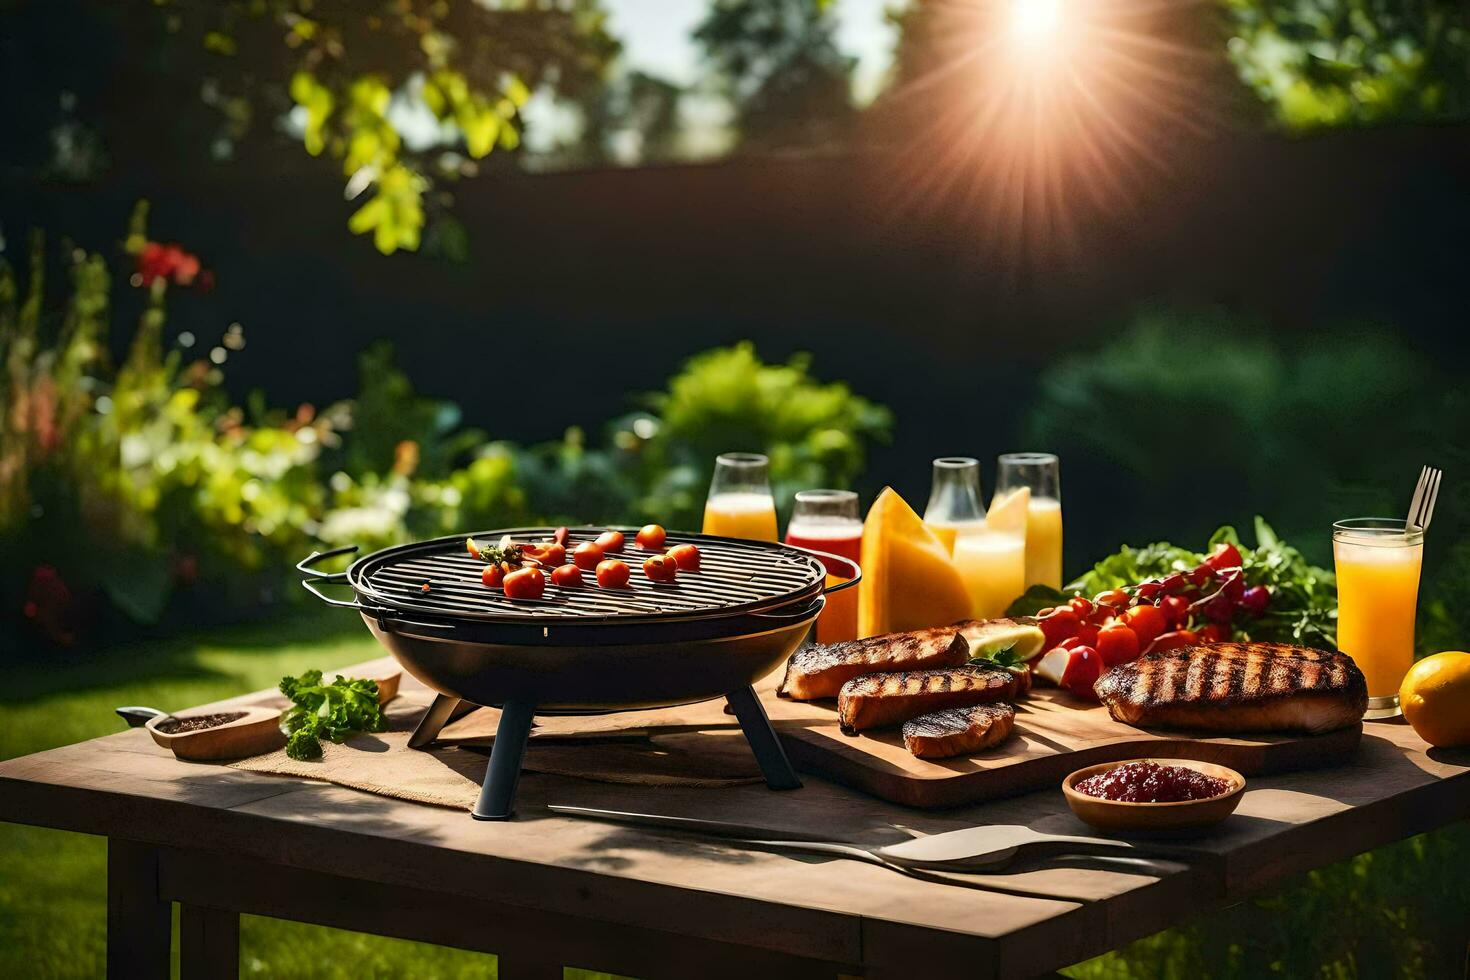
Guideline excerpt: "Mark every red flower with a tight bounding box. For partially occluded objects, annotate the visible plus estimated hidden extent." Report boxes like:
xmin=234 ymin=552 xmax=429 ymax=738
xmin=23 ymin=564 xmax=76 ymax=646
xmin=135 ymin=241 xmax=208 ymax=288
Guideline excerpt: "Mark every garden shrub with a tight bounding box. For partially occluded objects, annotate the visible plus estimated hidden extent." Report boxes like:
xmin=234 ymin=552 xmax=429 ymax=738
xmin=0 ymin=211 xmax=892 ymax=649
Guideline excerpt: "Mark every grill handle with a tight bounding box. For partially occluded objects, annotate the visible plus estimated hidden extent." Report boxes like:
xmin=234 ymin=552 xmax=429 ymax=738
xmin=297 ymin=546 xmax=395 ymax=623
xmin=749 ymin=593 xmax=824 ymax=622
xmin=295 ymin=545 xmax=358 ymax=581
xmin=787 ymin=548 xmax=861 ymax=595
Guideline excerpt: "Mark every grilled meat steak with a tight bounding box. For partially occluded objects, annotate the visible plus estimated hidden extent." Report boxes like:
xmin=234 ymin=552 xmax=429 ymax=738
xmin=1095 ymin=642 xmax=1367 ymax=735
xmin=780 ymin=618 xmax=1039 ymax=700
xmin=779 ymin=626 xmax=971 ymax=700
xmin=902 ymin=703 xmax=1017 ymax=759
xmin=838 ymin=665 xmax=1030 ymax=733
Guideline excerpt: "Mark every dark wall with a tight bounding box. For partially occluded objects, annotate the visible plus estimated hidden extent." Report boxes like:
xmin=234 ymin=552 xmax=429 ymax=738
xmin=3 ymin=126 xmax=1468 ymax=519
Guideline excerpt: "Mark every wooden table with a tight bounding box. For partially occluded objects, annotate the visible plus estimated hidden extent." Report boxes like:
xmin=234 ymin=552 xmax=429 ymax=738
xmin=3 ymin=658 xmax=1468 ymax=980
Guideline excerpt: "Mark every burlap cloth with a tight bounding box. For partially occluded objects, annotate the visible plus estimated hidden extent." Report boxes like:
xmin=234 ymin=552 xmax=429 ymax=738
xmin=229 ymin=688 xmax=789 ymax=811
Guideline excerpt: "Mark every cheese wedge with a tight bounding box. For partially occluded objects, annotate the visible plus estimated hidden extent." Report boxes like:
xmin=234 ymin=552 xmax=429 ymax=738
xmin=858 ymin=487 xmax=973 ymax=638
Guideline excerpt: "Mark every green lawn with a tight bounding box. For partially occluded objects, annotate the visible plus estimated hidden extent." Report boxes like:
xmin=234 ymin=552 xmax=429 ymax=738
xmin=1 ymin=614 xmax=1466 ymax=978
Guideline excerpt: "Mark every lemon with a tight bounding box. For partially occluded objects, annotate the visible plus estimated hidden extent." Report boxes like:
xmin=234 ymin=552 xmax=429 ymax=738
xmin=1400 ymin=651 xmax=1470 ymax=748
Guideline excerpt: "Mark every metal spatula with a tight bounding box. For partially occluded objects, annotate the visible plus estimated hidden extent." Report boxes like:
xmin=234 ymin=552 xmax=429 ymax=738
xmin=548 ymin=805 xmax=1190 ymax=873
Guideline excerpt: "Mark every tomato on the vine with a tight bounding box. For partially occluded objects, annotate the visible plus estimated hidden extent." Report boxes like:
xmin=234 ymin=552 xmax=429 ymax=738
xmin=1096 ymin=623 xmax=1140 ymax=667
xmin=1122 ymin=604 xmax=1167 ymax=650
xmin=1203 ymin=542 xmax=1243 ymax=573
xmin=1039 ymin=607 xmax=1081 ymax=649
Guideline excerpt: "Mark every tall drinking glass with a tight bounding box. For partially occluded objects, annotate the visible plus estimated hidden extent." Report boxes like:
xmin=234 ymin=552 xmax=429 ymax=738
xmin=996 ymin=452 xmax=1063 ymax=589
xmin=703 ymin=453 xmax=778 ymax=541
xmin=1333 ymin=518 xmax=1423 ymax=719
xmin=923 ymin=457 xmax=985 ymax=553
xmin=786 ymin=489 xmax=862 ymax=643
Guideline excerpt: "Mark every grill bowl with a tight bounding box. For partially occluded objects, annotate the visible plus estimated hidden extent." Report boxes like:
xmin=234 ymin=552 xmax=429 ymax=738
xmin=301 ymin=528 xmax=840 ymax=711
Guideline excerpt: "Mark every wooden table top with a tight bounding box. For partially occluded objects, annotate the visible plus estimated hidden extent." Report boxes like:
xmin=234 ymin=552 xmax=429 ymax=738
xmin=4 ymin=657 xmax=1469 ymax=978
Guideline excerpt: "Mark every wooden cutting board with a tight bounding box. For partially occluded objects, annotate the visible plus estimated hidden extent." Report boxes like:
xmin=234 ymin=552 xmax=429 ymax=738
xmin=770 ymin=686 xmax=1363 ymax=809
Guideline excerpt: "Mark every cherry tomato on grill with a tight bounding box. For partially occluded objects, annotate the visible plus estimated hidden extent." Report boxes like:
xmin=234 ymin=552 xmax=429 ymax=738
xmin=466 ymin=537 xmax=483 ymax=558
xmin=482 ymin=562 xmax=509 ymax=588
xmin=596 ymin=559 xmax=631 ymax=588
xmin=1122 ymin=604 xmax=1167 ymax=650
xmin=667 ymin=543 xmax=701 ymax=571
xmin=596 ymin=530 xmax=625 ymax=553
xmin=1096 ymin=623 xmax=1141 ymax=667
xmin=550 ymin=564 xmax=583 ymax=588
xmin=503 ymin=565 xmax=545 ymax=600
xmin=635 ymin=524 xmax=667 ymax=550
xmin=643 ymin=554 xmax=678 ymax=583
xmin=573 ymin=542 xmax=605 ymax=570
xmin=522 ymin=542 xmax=566 ymax=567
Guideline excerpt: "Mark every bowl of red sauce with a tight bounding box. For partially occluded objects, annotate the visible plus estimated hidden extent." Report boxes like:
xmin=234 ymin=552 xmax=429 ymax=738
xmin=1062 ymin=759 xmax=1245 ymax=833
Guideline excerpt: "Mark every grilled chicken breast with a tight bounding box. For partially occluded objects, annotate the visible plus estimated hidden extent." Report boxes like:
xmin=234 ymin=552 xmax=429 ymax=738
xmin=838 ymin=665 xmax=1030 ymax=733
xmin=1095 ymin=643 xmax=1367 ymax=735
xmin=902 ymin=703 xmax=1017 ymax=759
xmin=780 ymin=618 xmax=1041 ymax=701
xmin=779 ymin=626 xmax=971 ymax=700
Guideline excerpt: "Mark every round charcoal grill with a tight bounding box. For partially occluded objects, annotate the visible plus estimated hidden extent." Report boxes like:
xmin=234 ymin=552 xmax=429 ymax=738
xmin=298 ymin=527 xmax=858 ymax=820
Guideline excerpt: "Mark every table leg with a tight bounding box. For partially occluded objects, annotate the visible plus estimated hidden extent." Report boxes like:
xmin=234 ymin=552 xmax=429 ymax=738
xmin=180 ymin=904 xmax=239 ymax=979
xmin=107 ymin=838 xmax=171 ymax=980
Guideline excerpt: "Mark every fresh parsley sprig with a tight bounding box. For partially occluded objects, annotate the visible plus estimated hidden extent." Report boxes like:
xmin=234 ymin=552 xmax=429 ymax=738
xmin=279 ymin=669 xmax=389 ymax=761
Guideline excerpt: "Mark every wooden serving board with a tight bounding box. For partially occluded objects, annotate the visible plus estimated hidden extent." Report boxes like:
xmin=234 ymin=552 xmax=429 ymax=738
xmin=770 ymin=686 xmax=1364 ymax=809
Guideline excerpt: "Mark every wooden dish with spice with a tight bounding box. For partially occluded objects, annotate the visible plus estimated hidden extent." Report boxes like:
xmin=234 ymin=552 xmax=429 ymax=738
xmin=1062 ymin=758 xmax=1245 ymax=834
xmin=146 ymin=706 xmax=286 ymax=761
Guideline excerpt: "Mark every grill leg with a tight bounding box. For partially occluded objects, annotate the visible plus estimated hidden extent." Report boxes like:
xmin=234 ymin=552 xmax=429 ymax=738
xmin=726 ymin=685 xmax=802 ymax=791
xmin=472 ymin=700 xmax=537 ymax=821
xmin=408 ymin=693 xmax=476 ymax=749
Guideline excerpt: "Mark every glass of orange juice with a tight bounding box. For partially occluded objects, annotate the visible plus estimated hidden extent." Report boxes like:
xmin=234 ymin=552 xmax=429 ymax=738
xmin=703 ymin=453 xmax=778 ymax=541
xmin=1333 ymin=517 xmax=1424 ymax=720
xmin=996 ymin=452 xmax=1063 ymax=589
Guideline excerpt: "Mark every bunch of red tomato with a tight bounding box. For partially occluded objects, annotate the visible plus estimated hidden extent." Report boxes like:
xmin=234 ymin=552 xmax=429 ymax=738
xmin=469 ymin=525 xmax=701 ymax=600
xmin=1034 ymin=542 xmax=1271 ymax=700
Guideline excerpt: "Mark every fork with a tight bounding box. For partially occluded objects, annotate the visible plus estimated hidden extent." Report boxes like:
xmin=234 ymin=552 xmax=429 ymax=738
xmin=1406 ymin=465 xmax=1442 ymax=534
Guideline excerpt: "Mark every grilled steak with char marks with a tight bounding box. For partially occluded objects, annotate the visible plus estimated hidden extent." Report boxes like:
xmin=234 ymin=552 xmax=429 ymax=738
xmin=779 ymin=626 xmax=971 ymax=700
xmin=780 ymin=618 xmax=1039 ymax=700
xmin=1094 ymin=642 xmax=1366 ymax=735
xmin=902 ymin=703 xmax=1017 ymax=759
xmin=838 ymin=665 xmax=1030 ymax=733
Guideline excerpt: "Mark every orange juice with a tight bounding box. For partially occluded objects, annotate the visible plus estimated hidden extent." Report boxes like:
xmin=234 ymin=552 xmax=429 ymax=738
xmin=1024 ymin=497 xmax=1064 ymax=589
xmin=703 ymin=492 xmax=778 ymax=541
xmin=1334 ymin=523 xmax=1423 ymax=708
xmin=952 ymin=529 xmax=1026 ymax=618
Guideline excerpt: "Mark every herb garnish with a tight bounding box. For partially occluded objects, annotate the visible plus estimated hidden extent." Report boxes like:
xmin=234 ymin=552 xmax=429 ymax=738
xmin=279 ymin=670 xmax=389 ymax=761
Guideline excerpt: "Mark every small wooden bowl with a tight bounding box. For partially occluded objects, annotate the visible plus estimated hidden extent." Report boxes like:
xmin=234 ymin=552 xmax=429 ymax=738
xmin=1062 ymin=758 xmax=1245 ymax=834
xmin=146 ymin=706 xmax=285 ymax=761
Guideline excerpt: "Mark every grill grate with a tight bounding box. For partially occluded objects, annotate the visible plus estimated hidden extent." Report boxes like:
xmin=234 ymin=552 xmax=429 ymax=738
xmin=349 ymin=528 xmax=826 ymax=623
